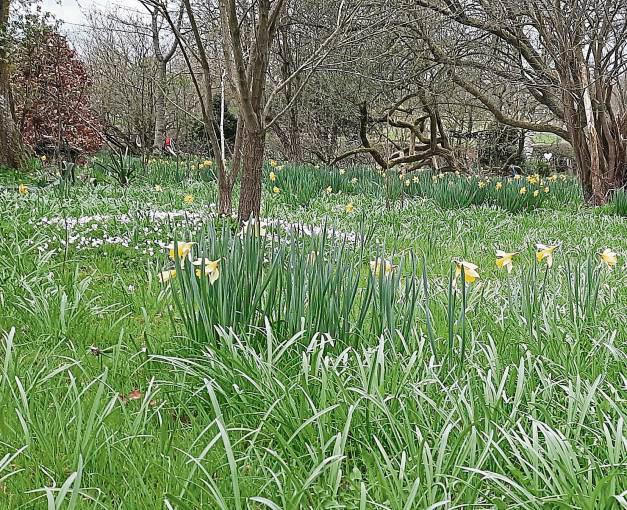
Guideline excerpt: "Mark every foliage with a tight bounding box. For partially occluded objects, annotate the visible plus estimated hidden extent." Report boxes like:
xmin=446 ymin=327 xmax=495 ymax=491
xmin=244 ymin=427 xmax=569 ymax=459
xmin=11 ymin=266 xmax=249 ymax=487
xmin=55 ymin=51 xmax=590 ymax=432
xmin=13 ymin=22 xmax=102 ymax=156
xmin=610 ymin=188 xmax=627 ymax=217
xmin=0 ymin=165 xmax=625 ymax=508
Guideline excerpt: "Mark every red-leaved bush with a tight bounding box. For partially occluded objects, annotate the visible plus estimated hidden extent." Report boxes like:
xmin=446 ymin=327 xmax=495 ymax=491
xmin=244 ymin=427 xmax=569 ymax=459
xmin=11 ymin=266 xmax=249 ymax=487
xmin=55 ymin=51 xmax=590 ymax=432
xmin=13 ymin=26 xmax=102 ymax=156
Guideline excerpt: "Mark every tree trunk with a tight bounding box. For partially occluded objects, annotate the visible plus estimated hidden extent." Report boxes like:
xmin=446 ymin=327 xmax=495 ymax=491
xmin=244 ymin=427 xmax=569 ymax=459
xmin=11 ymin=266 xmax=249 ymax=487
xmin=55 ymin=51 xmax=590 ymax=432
xmin=237 ymin=127 xmax=266 ymax=223
xmin=152 ymin=61 xmax=167 ymax=152
xmin=218 ymin=174 xmax=234 ymax=216
xmin=287 ymin=105 xmax=303 ymax=160
xmin=0 ymin=0 xmax=25 ymax=169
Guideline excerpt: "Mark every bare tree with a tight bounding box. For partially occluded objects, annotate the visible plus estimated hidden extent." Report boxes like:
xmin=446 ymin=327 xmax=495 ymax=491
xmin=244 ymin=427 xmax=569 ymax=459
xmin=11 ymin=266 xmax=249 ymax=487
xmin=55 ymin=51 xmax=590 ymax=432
xmin=142 ymin=0 xmax=183 ymax=152
xmin=219 ymin=0 xmax=366 ymax=221
xmin=412 ymin=0 xmax=627 ymax=203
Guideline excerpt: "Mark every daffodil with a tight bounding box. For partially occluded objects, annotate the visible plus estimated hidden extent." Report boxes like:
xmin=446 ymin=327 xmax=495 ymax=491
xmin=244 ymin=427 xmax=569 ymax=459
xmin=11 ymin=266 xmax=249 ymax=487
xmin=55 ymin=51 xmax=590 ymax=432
xmin=192 ymin=258 xmax=220 ymax=284
xmin=519 ymin=187 xmax=527 ymax=195
xmin=351 ymin=177 xmax=358 ymax=184
xmin=536 ymin=244 xmax=559 ymax=268
xmin=339 ymin=169 xmax=346 ymax=175
xmin=413 ymin=176 xmax=419 ymax=183
xmin=158 ymin=269 xmax=177 ymax=284
xmin=370 ymin=257 xmax=396 ymax=276
xmin=533 ymin=190 xmax=540 ymax=197
xmin=404 ymin=179 xmax=411 ymax=187
xmin=203 ymin=160 xmax=213 ymax=167
xmin=495 ymin=250 xmax=518 ymax=273
xmin=154 ymin=185 xmax=163 ymax=192
xmin=273 ymin=186 xmax=280 ymax=194
xmin=325 ymin=186 xmax=332 ymax=194
xmin=269 ymin=159 xmax=278 ymax=167
xmin=184 ymin=194 xmax=194 ymax=204
xmin=41 ymin=155 xmax=47 ymax=162
xmin=241 ymin=219 xmax=267 ymax=237
xmin=478 ymin=181 xmax=486 ymax=188
xmin=495 ymin=181 xmax=503 ymax=190
xmin=454 ymin=259 xmax=480 ymax=284
xmin=167 ymin=241 xmax=196 ymax=260
xmin=514 ymin=174 xmax=522 ymax=180
xmin=599 ymin=248 xmax=617 ymax=270
xmin=269 ymin=171 xmax=277 ymax=181
xmin=18 ymin=183 xmax=28 ymax=195
xmin=276 ymin=165 xmax=284 ymax=171
xmin=544 ymin=186 xmax=550 ymax=193
xmin=345 ymin=202 xmax=354 ymax=213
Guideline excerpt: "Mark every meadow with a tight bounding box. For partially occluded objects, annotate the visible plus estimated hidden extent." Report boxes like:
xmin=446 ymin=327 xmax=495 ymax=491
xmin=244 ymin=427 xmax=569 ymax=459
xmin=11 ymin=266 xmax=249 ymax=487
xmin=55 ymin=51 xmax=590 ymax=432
xmin=0 ymin=161 xmax=626 ymax=509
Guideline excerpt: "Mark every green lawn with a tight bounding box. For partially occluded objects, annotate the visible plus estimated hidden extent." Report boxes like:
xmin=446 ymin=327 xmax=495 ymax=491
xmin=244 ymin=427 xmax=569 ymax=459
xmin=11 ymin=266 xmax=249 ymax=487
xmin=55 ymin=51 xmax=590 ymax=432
xmin=0 ymin=165 xmax=626 ymax=509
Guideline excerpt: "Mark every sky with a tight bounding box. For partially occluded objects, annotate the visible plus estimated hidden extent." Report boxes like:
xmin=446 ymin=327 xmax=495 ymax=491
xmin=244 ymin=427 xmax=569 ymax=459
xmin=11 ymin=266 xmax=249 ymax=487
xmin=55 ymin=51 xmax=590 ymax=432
xmin=41 ymin=0 xmax=141 ymax=29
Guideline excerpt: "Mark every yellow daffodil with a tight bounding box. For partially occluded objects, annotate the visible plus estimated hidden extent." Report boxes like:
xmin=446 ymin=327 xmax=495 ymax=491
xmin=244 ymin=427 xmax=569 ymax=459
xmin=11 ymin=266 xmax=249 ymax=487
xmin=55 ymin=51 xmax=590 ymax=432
xmin=351 ymin=177 xmax=358 ymax=184
xmin=345 ymin=202 xmax=354 ymax=213
xmin=158 ymin=269 xmax=177 ymax=284
xmin=544 ymin=186 xmax=550 ymax=193
xmin=18 ymin=183 xmax=28 ymax=195
xmin=276 ymin=165 xmax=284 ymax=171
xmin=203 ymin=160 xmax=212 ymax=167
xmin=370 ymin=257 xmax=396 ymax=276
xmin=536 ymin=244 xmax=559 ymax=268
xmin=269 ymin=159 xmax=278 ymax=167
xmin=533 ymin=190 xmax=540 ymax=197
xmin=339 ymin=169 xmax=346 ymax=175
xmin=527 ymin=175 xmax=539 ymax=185
xmin=269 ymin=171 xmax=277 ymax=181
xmin=519 ymin=187 xmax=527 ymax=195
xmin=454 ymin=259 xmax=480 ymax=284
xmin=191 ymin=164 xmax=197 ymax=170
xmin=495 ymin=182 xmax=503 ymax=190
xmin=184 ymin=194 xmax=194 ymax=204
xmin=405 ymin=179 xmax=411 ymax=187
xmin=325 ymin=186 xmax=332 ymax=194
xmin=514 ymin=174 xmax=522 ymax=180
xmin=478 ymin=181 xmax=486 ymax=188
xmin=154 ymin=185 xmax=163 ymax=192
xmin=273 ymin=186 xmax=280 ymax=194
xmin=495 ymin=250 xmax=518 ymax=273
xmin=431 ymin=175 xmax=438 ymax=182
xmin=599 ymin=248 xmax=617 ymax=270
xmin=192 ymin=258 xmax=220 ymax=284
xmin=413 ymin=176 xmax=419 ymax=183
xmin=41 ymin=155 xmax=47 ymax=162
xmin=167 ymin=241 xmax=196 ymax=260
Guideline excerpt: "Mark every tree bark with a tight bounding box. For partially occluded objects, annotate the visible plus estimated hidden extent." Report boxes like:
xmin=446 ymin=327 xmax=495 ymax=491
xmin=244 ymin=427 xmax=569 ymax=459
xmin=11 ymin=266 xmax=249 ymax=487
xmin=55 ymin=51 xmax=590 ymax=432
xmin=152 ymin=60 xmax=167 ymax=152
xmin=0 ymin=0 xmax=25 ymax=169
xmin=237 ymin=127 xmax=266 ymax=222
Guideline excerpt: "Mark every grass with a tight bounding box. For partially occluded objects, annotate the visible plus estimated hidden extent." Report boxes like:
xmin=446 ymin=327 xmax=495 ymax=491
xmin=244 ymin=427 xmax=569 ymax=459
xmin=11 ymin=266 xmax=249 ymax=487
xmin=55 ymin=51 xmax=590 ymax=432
xmin=0 ymin=161 xmax=626 ymax=509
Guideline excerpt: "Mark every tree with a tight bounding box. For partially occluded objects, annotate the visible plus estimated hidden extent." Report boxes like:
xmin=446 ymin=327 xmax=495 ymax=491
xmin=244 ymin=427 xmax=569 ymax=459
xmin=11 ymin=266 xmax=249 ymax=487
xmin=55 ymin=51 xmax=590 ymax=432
xmin=0 ymin=0 xmax=26 ymax=169
xmin=412 ymin=0 xmax=627 ymax=203
xmin=13 ymin=25 xmax=102 ymax=156
xmin=142 ymin=0 xmax=183 ymax=152
xmin=220 ymin=0 xmax=367 ymax=221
